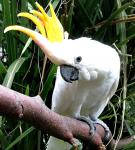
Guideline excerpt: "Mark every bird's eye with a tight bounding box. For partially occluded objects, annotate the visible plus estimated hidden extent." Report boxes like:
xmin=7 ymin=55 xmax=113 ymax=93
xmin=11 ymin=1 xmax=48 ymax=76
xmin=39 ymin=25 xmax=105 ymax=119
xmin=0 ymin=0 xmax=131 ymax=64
xmin=76 ymin=56 xmax=82 ymax=63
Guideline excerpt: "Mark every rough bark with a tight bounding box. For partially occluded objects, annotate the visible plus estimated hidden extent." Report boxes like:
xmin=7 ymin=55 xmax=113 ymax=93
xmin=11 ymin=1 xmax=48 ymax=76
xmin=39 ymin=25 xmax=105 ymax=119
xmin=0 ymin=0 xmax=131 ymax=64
xmin=0 ymin=85 xmax=134 ymax=150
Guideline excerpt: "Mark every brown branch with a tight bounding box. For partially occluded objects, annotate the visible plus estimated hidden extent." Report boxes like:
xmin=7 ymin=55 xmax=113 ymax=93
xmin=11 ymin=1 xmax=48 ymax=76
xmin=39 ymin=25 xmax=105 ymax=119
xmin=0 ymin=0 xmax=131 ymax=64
xmin=0 ymin=85 xmax=134 ymax=150
xmin=85 ymin=15 xmax=135 ymax=31
xmin=108 ymin=135 xmax=135 ymax=150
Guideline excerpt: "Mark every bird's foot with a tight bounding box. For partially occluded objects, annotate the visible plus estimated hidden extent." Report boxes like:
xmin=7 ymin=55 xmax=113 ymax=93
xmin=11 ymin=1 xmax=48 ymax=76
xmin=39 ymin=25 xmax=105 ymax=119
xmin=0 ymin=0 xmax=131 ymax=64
xmin=76 ymin=116 xmax=96 ymax=136
xmin=76 ymin=116 xmax=111 ymax=144
xmin=93 ymin=118 xmax=111 ymax=144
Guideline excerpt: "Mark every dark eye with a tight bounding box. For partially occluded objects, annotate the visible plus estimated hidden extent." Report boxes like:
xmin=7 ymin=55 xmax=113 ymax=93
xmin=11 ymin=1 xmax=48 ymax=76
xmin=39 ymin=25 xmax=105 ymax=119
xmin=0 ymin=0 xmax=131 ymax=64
xmin=76 ymin=56 xmax=82 ymax=63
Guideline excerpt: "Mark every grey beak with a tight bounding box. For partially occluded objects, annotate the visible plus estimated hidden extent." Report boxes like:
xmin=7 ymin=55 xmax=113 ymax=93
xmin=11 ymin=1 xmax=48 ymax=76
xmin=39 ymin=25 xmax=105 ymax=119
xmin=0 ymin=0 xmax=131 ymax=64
xmin=60 ymin=65 xmax=79 ymax=83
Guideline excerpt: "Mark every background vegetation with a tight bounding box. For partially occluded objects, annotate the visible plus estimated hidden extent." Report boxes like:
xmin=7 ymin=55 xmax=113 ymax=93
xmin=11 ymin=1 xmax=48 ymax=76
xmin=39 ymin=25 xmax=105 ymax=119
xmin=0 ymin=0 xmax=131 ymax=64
xmin=0 ymin=0 xmax=135 ymax=149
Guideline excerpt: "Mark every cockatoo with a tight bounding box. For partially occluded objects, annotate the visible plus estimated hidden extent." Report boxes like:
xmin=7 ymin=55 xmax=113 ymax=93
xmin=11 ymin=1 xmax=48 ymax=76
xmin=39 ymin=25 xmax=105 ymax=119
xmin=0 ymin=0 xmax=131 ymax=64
xmin=4 ymin=2 xmax=120 ymax=149
xmin=46 ymin=37 xmax=120 ymax=150
xmin=4 ymin=30 xmax=120 ymax=149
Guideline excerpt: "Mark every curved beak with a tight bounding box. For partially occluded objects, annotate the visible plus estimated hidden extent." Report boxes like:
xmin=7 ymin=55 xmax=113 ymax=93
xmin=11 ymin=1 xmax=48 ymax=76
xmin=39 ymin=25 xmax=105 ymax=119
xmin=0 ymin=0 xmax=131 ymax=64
xmin=4 ymin=26 xmax=66 ymax=65
xmin=60 ymin=65 xmax=79 ymax=83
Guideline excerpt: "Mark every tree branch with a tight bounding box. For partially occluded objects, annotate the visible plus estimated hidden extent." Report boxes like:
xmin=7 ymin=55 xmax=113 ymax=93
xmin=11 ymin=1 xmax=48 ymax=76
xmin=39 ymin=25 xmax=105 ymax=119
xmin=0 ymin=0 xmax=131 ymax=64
xmin=0 ymin=85 xmax=134 ymax=150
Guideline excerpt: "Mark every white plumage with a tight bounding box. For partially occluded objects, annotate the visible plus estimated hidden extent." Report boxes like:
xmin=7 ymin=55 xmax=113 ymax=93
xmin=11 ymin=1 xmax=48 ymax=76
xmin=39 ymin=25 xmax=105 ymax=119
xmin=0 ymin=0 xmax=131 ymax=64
xmin=47 ymin=37 xmax=120 ymax=150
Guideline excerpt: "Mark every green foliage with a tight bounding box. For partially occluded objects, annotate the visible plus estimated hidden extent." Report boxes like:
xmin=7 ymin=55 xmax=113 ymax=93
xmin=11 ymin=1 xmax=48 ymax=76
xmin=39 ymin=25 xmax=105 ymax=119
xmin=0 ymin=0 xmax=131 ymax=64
xmin=0 ymin=0 xmax=59 ymax=149
xmin=122 ymin=141 xmax=135 ymax=150
xmin=0 ymin=0 xmax=135 ymax=150
xmin=3 ymin=57 xmax=26 ymax=88
xmin=5 ymin=127 xmax=35 ymax=150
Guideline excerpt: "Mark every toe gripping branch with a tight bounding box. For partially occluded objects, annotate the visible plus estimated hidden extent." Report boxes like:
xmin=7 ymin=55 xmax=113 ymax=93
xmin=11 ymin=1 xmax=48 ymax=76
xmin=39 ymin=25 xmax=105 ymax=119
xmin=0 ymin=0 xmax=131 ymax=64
xmin=76 ymin=116 xmax=96 ymax=136
xmin=76 ymin=116 xmax=112 ymax=145
xmin=100 ymin=125 xmax=112 ymax=145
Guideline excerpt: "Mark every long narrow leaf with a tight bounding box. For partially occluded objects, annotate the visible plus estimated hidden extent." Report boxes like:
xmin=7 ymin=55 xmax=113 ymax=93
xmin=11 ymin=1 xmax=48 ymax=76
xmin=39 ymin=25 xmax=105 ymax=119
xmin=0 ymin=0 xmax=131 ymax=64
xmin=2 ymin=57 xmax=26 ymax=88
xmin=5 ymin=127 xmax=35 ymax=150
xmin=2 ymin=0 xmax=17 ymax=63
xmin=42 ymin=65 xmax=57 ymax=99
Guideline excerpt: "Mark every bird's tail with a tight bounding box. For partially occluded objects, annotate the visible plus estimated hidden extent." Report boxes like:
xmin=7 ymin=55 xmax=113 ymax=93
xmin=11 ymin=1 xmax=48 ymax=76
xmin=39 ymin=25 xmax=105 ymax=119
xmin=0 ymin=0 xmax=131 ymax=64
xmin=46 ymin=136 xmax=72 ymax=150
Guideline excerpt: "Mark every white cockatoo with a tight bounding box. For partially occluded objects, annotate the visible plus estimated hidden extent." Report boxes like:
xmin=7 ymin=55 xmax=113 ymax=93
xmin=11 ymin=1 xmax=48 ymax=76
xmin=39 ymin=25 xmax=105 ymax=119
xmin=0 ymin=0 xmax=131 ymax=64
xmin=46 ymin=37 xmax=120 ymax=150
xmin=4 ymin=3 xmax=120 ymax=149
xmin=4 ymin=27 xmax=120 ymax=149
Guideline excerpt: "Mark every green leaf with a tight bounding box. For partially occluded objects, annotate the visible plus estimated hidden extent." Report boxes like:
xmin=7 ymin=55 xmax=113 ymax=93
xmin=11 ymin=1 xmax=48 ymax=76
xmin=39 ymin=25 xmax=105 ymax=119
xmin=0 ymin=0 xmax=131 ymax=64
xmin=0 ymin=129 xmax=6 ymax=142
xmin=105 ymin=1 xmax=135 ymax=26
xmin=2 ymin=57 xmax=26 ymax=88
xmin=25 ymin=84 xmax=30 ymax=96
xmin=20 ymin=38 xmax=32 ymax=57
xmin=95 ymin=1 xmax=135 ymax=39
xmin=2 ymin=0 xmax=17 ymax=63
xmin=42 ymin=64 xmax=57 ymax=99
xmin=0 ymin=60 xmax=6 ymax=74
xmin=5 ymin=127 xmax=35 ymax=150
xmin=67 ymin=0 xmax=74 ymax=33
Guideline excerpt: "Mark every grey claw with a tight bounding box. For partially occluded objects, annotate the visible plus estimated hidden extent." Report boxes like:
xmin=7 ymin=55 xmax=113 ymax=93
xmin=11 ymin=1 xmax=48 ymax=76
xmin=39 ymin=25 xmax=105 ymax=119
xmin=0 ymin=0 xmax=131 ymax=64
xmin=76 ymin=116 xmax=96 ymax=136
xmin=103 ymin=130 xmax=111 ymax=144
xmin=93 ymin=118 xmax=111 ymax=144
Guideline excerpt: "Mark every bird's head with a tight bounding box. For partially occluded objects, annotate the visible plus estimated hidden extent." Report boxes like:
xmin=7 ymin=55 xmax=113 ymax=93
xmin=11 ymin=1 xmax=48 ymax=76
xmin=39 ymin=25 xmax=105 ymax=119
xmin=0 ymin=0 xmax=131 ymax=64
xmin=4 ymin=2 xmax=118 ymax=83
xmin=56 ymin=38 xmax=117 ymax=83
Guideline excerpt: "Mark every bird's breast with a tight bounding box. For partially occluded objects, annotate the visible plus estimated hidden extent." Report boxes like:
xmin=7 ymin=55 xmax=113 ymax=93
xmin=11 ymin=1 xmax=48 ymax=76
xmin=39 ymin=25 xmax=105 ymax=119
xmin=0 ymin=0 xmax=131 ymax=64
xmin=52 ymin=72 xmax=115 ymax=118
